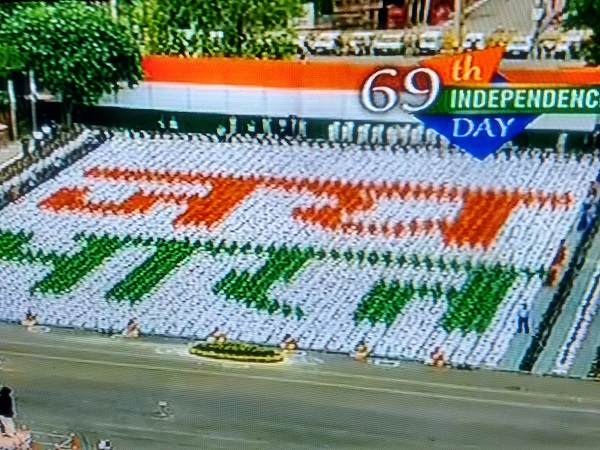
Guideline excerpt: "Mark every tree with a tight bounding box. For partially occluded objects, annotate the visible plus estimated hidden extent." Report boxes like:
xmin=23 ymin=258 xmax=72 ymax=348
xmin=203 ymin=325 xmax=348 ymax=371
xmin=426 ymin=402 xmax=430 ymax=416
xmin=117 ymin=0 xmax=170 ymax=55
xmin=564 ymin=0 xmax=600 ymax=65
xmin=0 ymin=1 xmax=142 ymax=127
xmin=119 ymin=0 xmax=303 ymax=58
xmin=0 ymin=43 xmax=25 ymax=140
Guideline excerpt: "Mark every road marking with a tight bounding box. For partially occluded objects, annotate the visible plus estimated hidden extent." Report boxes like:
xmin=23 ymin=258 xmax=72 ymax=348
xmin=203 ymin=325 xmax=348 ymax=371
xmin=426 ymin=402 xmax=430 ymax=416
xmin=0 ymin=336 xmax=595 ymax=404
xmin=312 ymin=369 xmax=595 ymax=404
xmin=90 ymin=422 xmax=266 ymax=444
xmin=1 ymin=349 xmax=599 ymax=415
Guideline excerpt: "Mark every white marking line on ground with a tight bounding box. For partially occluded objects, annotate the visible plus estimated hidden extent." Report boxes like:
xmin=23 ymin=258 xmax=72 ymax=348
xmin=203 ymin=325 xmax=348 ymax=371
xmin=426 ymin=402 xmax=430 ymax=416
xmin=0 ymin=337 xmax=593 ymax=404
xmin=30 ymin=431 xmax=65 ymax=438
xmin=42 ymin=421 xmax=265 ymax=445
xmin=1 ymin=349 xmax=599 ymax=416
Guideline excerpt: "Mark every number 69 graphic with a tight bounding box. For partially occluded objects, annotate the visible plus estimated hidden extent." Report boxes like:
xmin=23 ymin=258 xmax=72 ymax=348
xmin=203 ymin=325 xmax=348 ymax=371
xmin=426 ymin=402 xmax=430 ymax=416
xmin=360 ymin=67 xmax=441 ymax=113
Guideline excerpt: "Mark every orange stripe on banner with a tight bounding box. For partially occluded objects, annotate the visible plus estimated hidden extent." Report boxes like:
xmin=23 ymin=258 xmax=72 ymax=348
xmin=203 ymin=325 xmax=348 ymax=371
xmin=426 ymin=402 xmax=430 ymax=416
xmin=141 ymin=56 xmax=386 ymax=91
xmin=503 ymin=69 xmax=600 ymax=85
xmin=141 ymin=56 xmax=600 ymax=90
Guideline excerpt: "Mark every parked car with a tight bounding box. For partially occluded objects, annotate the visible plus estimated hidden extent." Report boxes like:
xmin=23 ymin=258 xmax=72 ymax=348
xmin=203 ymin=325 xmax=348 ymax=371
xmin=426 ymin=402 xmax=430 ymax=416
xmin=346 ymin=31 xmax=375 ymax=56
xmin=311 ymin=31 xmax=342 ymax=55
xmin=418 ymin=30 xmax=444 ymax=55
xmin=504 ymin=35 xmax=533 ymax=59
xmin=371 ymin=32 xmax=405 ymax=56
xmin=562 ymin=29 xmax=588 ymax=58
xmin=463 ymin=32 xmax=486 ymax=51
xmin=295 ymin=34 xmax=310 ymax=55
xmin=553 ymin=38 xmax=572 ymax=60
xmin=488 ymin=26 xmax=517 ymax=47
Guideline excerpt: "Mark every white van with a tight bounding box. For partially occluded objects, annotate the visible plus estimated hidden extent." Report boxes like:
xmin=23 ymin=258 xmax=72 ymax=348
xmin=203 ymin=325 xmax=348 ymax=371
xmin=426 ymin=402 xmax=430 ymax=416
xmin=505 ymin=35 xmax=533 ymax=59
xmin=418 ymin=30 xmax=444 ymax=55
xmin=312 ymin=31 xmax=342 ymax=55
xmin=346 ymin=31 xmax=375 ymax=56
xmin=372 ymin=32 xmax=406 ymax=56
xmin=463 ymin=32 xmax=486 ymax=51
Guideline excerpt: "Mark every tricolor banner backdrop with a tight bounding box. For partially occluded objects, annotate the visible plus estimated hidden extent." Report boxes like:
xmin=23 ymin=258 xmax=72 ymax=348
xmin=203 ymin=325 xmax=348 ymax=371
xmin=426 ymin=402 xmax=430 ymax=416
xmin=97 ymin=52 xmax=600 ymax=159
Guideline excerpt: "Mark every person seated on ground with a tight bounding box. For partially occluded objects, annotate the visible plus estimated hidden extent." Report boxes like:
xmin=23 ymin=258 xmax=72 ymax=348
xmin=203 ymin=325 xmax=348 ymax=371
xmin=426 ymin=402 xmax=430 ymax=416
xmin=0 ymin=386 xmax=16 ymax=438
xmin=97 ymin=439 xmax=112 ymax=450
xmin=279 ymin=334 xmax=298 ymax=351
xmin=430 ymin=347 xmax=447 ymax=368
xmin=52 ymin=433 xmax=81 ymax=450
xmin=69 ymin=433 xmax=82 ymax=450
xmin=20 ymin=310 xmax=38 ymax=329
xmin=122 ymin=318 xmax=141 ymax=338
xmin=207 ymin=327 xmax=227 ymax=343
xmin=353 ymin=338 xmax=370 ymax=360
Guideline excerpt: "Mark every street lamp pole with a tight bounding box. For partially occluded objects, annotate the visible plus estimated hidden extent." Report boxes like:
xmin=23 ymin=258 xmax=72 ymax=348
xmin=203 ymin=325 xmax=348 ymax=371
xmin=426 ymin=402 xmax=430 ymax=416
xmin=7 ymin=79 xmax=17 ymax=141
xmin=29 ymin=69 xmax=37 ymax=134
xmin=455 ymin=0 xmax=463 ymax=51
xmin=110 ymin=0 xmax=118 ymax=21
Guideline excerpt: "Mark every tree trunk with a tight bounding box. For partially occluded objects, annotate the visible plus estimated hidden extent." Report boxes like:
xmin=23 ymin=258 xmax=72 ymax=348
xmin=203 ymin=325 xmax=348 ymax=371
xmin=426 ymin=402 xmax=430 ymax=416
xmin=237 ymin=19 xmax=244 ymax=56
xmin=66 ymin=102 xmax=73 ymax=129
xmin=29 ymin=69 xmax=38 ymax=133
xmin=61 ymin=98 xmax=73 ymax=129
xmin=7 ymin=78 xmax=17 ymax=141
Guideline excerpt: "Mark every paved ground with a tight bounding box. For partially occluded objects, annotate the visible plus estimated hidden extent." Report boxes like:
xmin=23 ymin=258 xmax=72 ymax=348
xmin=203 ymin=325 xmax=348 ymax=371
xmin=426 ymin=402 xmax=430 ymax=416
xmin=533 ymin=229 xmax=600 ymax=376
xmin=302 ymin=54 xmax=585 ymax=66
xmin=0 ymin=142 xmax=20 ymax=167
xmin=500 ymin=217 xmax=587 ymax=372
xmin=465 ymin=0 xmax=539 ymax=34
xmin=0 ymin=323 xmax=599 ymax=450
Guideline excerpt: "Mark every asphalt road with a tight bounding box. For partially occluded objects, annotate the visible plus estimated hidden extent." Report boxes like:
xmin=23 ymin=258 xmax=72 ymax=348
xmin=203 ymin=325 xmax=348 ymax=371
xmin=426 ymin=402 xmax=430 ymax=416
xmin=0 ymin=142 xmax=20 ymax=167
xmin=465 ymin=0 xmax=538 ymax=35
xmin=0 ymin=323 xmax=599 ymax=450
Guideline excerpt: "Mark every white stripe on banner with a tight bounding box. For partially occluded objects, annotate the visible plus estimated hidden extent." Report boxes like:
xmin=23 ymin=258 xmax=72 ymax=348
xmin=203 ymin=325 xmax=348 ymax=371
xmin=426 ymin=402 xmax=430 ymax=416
xmin=101 ymin=82 xmax=419 ymax=123
xmin=101 ymin=82 xmax=598 ymax=131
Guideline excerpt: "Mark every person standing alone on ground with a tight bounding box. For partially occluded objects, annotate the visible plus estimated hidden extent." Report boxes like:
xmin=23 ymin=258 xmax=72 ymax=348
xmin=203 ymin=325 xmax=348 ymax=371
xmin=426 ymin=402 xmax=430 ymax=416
xmin=517 ymin=304 xmax=530 ymax=334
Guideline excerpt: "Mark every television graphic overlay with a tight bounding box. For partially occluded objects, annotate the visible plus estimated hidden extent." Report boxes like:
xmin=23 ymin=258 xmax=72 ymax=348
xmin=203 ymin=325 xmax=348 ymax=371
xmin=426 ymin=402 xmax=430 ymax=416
xmin=360 ymin=47 xmax=600 ymax=159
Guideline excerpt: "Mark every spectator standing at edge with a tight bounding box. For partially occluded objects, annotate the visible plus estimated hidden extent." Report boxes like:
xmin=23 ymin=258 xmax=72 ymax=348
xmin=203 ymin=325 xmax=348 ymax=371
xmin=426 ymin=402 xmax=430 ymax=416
xmin=169 ymin=116 xmax=179 ymax=133
xmin=157 ymin=115 xmax=166 ymax=138
xmin=546 ymin=239 xmax=568 ymax=286
xmin=0 ymin=386 xmax=15 ymax=419
xmin=0 ymin=386 xmax=16 ymax=437
xmin=517 ymin=304 xmax=530 ymax=334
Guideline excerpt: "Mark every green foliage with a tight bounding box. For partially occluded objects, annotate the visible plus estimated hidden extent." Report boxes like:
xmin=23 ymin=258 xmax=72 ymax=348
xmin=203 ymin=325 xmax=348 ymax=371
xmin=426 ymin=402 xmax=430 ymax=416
xmin=117 ymin=0 xmax=170 ymax=55
xmin=0 ymin=1 xmax=142 ymax=119
xmin=118 ymin=0 xmax=302 ymax=58
xmin=564 ymin=0 xmax=600 ymax=64
xmin=190 ymin=340 xmax=284 ymax=362
xmin=0 ymin=43 xmax=25 ymax=78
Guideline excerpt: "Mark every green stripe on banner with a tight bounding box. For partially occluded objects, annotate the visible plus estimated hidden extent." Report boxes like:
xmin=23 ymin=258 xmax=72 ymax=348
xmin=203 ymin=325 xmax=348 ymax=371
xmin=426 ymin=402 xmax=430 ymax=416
xmin=428 ymin=87 xmax=600 ymax=115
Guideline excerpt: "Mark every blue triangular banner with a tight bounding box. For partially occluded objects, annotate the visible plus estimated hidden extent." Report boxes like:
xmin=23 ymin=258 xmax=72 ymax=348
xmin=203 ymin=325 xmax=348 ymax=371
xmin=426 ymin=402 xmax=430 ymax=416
xmin=491 ymin=73 xmax=508 ymax=84
xmin=416 ymin=114 xmax=539 ymax=160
